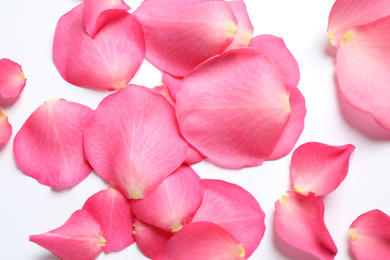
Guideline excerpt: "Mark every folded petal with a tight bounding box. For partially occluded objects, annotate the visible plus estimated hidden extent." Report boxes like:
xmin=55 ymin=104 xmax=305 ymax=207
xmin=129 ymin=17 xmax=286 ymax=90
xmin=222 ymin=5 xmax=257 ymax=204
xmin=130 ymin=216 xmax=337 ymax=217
xmin=162 ymin=73 xmax=182 ymax=100
xmin=176 ymin=48 xmax=292 ymax=168
xmin=291 ymin=142 xmax=355 ymax=196
xmin=336 ymin=16 xmax=390 ymax=130
xmin=192 ymin=179 xmax=265 ymax=259
xmin=0 ymin=110 xmax=12 ymax=144
xmin=14 ymin=99 xmax=93 ymax=187
xmin=84 ymin=85 xmax=188 ymax=199
xmin=274 ymin=191 xmax=338 ymax=260
xmin=0 ymin=58 xmax=26 ymax=98
xmin=84 ymin=0 xmax=131 ymax=38
xmin=82 ymin=187 xmax=134 ymax=252
xmin=225 ymin=0 xmax=253 ymax=50
xmin=53 ymin=3 xmax=145 ymax=90
xmin=349 ymin=209 xmax=390 ymax=260
xmin=133 ymin=0 xmax=237 ymax=76
xmin=30 ymin=209 xmax=106 ymax=260
xmin=153 ymin=84 xmax=175 ymax=106
xmin=162 ymin=221 xmax=245 ymax=260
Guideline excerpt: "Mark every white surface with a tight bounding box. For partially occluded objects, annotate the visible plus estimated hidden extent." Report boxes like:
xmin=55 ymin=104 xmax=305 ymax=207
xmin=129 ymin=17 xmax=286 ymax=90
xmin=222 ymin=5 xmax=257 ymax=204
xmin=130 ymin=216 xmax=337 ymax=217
xmin=0 ymin=0 xmax=389 ymax=259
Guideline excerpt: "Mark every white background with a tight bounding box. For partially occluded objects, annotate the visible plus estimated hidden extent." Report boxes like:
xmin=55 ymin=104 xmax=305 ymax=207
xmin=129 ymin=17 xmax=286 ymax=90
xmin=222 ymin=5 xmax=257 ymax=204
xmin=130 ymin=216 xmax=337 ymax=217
xmin=1 ymin=0 xmax=389 ymax=259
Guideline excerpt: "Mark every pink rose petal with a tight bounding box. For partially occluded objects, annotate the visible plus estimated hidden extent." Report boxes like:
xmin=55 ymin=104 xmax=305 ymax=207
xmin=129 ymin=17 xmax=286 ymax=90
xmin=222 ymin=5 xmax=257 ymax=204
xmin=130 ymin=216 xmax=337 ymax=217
xmin=30 ymin=209 xmax=106 ymax=260
xmin=0 ymin=58 xmax=26 ymax=98
xmin=82 ymin=187 xmax=134 ymax=252
xmin=0 ymin=110 xmax=12 ymax=144
xmin=84 ymin=0 xmax=131 ymax=38
xmin=84 ymin=85 xmax=188 ymax=199
xmin=14 ymin=99 xmax=93 ymax=187
xmin=162 ymin=221 xmax=245 ymax=260
xmin=162 ymin=73 xmax=182 ymax=100
xmin=53 ymin=3 xmax=145 ymax=90
xmin=153 ymin=84 xmax=175 ymax=106
xmin=350 ymin=209 xmax=390 ymax=260
xmin=291 ymin=142 xmax=355 ymax=196
xmin=274 ymin=191 xmax=338 ymax=260
xmin=192 ymin=179 xmax=265 ymax=259
xmin=131 ymin=164 xmax=203 ymax=232
xmin=133 ymin=0 xmax=237 ymax=76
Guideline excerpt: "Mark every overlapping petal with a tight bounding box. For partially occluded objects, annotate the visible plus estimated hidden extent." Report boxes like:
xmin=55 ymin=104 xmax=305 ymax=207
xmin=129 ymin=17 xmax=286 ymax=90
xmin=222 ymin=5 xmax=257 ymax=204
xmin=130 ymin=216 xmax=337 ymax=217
xmin=274 ymin=191 xmax=338 ymax=260
xmin=0 ymin=110 xmax=12 ymax=144
xmin=349 ymin=209 xmax=390 ymax=260
xmin=225 ymin=0 xmax=253 ymax=50
xmin=30 ymin=209 xmax=106 ymax=260
xmin=161 ymin=73 xmax=182 ymax=100
xmin=84 ymin=85 xmax=188 ymax=199
xmin=14 ymin=99 xmax=93 ymax=187
xmin=0 ymin=58 xmax=26 ymax=98
xmin=53 ymin=3 xmax=145 ymax=90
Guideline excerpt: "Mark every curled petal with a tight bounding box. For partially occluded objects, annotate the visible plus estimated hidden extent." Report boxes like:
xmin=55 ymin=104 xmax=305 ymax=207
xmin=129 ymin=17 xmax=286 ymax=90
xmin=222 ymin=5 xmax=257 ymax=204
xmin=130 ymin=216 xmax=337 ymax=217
xmin=14 ymin=99 xmax=93 ymax=187
xmin=0 ymin=110 xmax=12 ymax=144
xmin=0 ymin=58 xmax=26 ymax=98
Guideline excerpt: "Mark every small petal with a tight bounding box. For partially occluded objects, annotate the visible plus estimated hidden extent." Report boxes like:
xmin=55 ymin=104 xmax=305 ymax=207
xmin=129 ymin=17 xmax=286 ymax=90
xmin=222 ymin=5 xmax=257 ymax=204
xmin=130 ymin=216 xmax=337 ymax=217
xmin=0 ymin=110 xmax=12 ymax=144
xmin=153 ymin=84 xmax=175 ymax=106
xmin=30 ymin=209 xmax=105 ymax=260
xmin=161 ymin=73 xmax=182 ymax=100
xmin=0 ymin=58 xmax=26 ymax=98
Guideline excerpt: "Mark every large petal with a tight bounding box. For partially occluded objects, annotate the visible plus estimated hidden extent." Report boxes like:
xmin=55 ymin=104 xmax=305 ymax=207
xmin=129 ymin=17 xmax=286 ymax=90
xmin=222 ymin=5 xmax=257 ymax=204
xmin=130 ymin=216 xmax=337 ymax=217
xmin=225 ymin=0 xmax=253 ymax=50
xmin=176 ymin=48 xmax=292 ymax=168
xmin=0 ymin=58 xmax=26 ymax=98
xmin=274 ymin=191 xmax=338 ymax=260
xmin=133 ymin=0 xmax=237 ymax=76
xmin=53 ymin=3 xmax=145 ymax=90
xmin=14 ymin=99 xmax=93 ymax=187
xmin=162 ymin=221 xmax=245 ymax=260
xmin=336 ymin=15 xmax=390 ymax=130
xmin=84 ymin=85 xmax=188 ymax=199
xmin=0 ymin=110 xmax=12 ymax=144
xmin=30 ymin=209 xmax=106 ymax=260
xmin=290 ymin=142 xmax=355 ymax=196
xmin=82 ymin=187 xmax=134 ymax=252
xmin=349 ymin=209 xmax=390 ymax=260
xmin=192 ymin=179 xmax=265 ymax=259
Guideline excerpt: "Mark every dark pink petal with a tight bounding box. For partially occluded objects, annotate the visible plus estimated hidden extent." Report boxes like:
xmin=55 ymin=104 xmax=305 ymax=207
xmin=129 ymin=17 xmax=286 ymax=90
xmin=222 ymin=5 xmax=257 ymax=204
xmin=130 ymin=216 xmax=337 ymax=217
xmin=336 ymin=16 xmax=390 ymax=130
xmin=131 ymin=164 xmax=203 ymax=232
xmin=30 ymin=209 xmax=105 ymax=260
xmin=291 ymin=142 xmax=355 ymax=196
xmin=274 ymin=191 xmax=338 ymax=260
xmin=162 ymin=73 xmax=182 ymax=100
xmin=82 ymin=187 xmax=134 ymax=252
xmin=0 ymin=58 xmax=26 ymax=98
xmin=53 ymin=3 xmax=145 ymax=90
xmin=192 ymin=179 xmax=265 ymax=259
xmin=14 ymin=99 xmax=93 ymax=187
xmin=0 ymin=110 xmax=12 ymax=144
xmin=84 ymin=0 xmax=130 ymax=38
xmin=162 ymin=221 xmax=245 ymax=260
xmin=328 ymin=0 xmax=390 ymax=46
xmin=84 ymin=85 xmax=188 ymax=199
xmin=176 ymin=48 xmax=292 ymax=168
xmin=133 ymin=0 xmax=237 ymax=76
xmin=350 ymin=209 xmax=390 ymax=260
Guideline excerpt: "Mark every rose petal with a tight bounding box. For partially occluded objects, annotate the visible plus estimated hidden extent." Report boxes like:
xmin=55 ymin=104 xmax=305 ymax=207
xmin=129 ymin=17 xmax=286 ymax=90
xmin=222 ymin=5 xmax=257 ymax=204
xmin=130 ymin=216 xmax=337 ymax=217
xmin=161 ymin=73 xmax=182 ymax=100
xmin=84 ymin=85 xmax=188 ymax=199
xmin=350 ymin=209 xmax=390 ymax=260
xmin=274 ymin=191 xmax=338 ymax=260
xmin=30 ymin=209 xmax=105 ymax=260
xmin=291 ymin=142 xmax=355 ymax=196
xmin=53 ymin=3 xmax=145 ymax=90
xmin=192 ymin=179 xmax=265 ymax=259
xmin=225 ymin=0 xmax=253 ymax=50
xmin=14 ymin=99 xmax=93 ymax=187
xmin=0 ymin=110 xmax=12 ymax=144
xmin=153 ymin=84 xmax=175 ymax=106
xmin=82 ymin=187 xmax=134 ymax=252
xmin=162 ymin=221 xmax=245 ymax=260
xmin=0 ymin=58 xmax=26 ymax=98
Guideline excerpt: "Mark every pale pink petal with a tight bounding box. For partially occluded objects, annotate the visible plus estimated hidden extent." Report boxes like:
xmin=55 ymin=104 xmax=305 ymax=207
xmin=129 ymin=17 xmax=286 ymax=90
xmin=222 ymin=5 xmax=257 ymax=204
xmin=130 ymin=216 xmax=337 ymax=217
xmin=192 ymin=179 xmax=265 ymax=259
xmin=14 ymin=99 xmax=93 ymax=187
xmin=133 ymin=0 xmax=237 ymax=76
xmin=350 ymin=209 xmax=390 ymax=260
xmin=131 ymin=164 xmax=203 ymax=232
xmin=176 ymin=48 xmax=292 ymax=168
xmin=84 ymin=0 xmax=130 ymax=38
xmin=0 ymin=58 xmax=26 ymax=98
xmin=162 ymin=73 xmax=182 ymax=100
xmin=84 ymin=85 xmax=188 ymax=199
xmin=30 ymin=209 xmax=106 ymax=260
xmin=133 ymin=218 xmax=173 ymax=260
xmin=82 ymin=187 xmax=134 ymax=252
xmin=53 ymin=3 xmax=145 ymax=90
xmin=0 ymin=110 xmax=12 ymax=144
xmin=274 ymin=191 xmax=338 ymax=260
xmin=328 ymin=0 xmax=390 ymax=46
xmin=291 ymin=142 xmax=355 ymax=196
xmin=153 ymin=84 xmax=175 ymax=106
xmin=162 ymin=221 xmax=245 ymax=260
xmin=336 ymin=16 xmax=390 ymax=130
